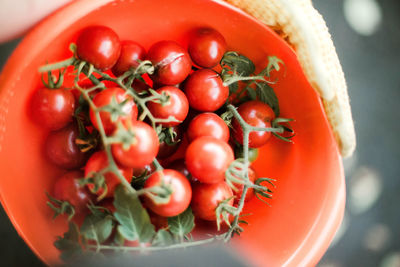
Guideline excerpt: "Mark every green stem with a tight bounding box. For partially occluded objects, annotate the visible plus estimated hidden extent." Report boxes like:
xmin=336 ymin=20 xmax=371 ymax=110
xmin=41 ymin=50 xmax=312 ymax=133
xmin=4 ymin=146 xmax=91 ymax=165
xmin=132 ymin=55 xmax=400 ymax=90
xmin=87 ymin=235 xmax=224 ymax=252
xmin=228 ymin=104 xmax=283 ymax=133
xmin=223 ymin=75 xmax=267 ymax=87
xmin=77 ymin=86 xmax=137 ymax=195
xmin=39 ymin=57 xmax=76 ymax=73
xmin=152 ymin=158 xmax=163 ymax=171
xmin=93 ymin=70 xmax=172 ymax=129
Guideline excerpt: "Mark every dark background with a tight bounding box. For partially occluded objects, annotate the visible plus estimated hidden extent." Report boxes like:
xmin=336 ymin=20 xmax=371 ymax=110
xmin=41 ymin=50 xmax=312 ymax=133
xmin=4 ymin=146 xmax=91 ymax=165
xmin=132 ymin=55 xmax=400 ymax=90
xmin=0 ymin=0 xmax=399 ymax=266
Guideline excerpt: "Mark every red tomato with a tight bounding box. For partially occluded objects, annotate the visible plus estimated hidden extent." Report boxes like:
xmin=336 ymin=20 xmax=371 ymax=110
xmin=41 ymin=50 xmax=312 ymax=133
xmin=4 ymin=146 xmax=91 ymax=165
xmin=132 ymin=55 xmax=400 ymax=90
xmin=111 ymin=121 xmax=159 ymax=169
xmin=31 ymin=87 xmax=75 ymax=130
xmin=143 ymin=169 xmax=192 ymax=217
xmin=188 ymin=27 xmax=227 ymax=68
xmin=187 ymin=112 xmax=229 ymax=143
xmin=98 ymin=198 xmax=116 ymax=213
xmin=53 ymin=171 xmax=92 ymax=214
xmin=45 ymin=124 xmax=89 ymax=169
xmin=84 ymin=151 xmax=133 ymax=198
xmin=167 ymin=158 xmax=197 ymax=183
xmin=233 ymin=167 xmax=256 ymax=202
xmin=232 ymin=100 xmax=275 ymax=148
xmin=185 ymin=136 xmax=234 ymax=184
xmin=76 ymin=25 xmax=121 ymax=71
xmin=184 ymin=69 xmax=228 ymax=112
xmin=89 ymin=87 xmax=138 ymax=135
xmin=157 ymin=125 xmax=183 ymax=159
xmin=132 ymin=79 xmax=150 ymax=93
xmin=147 ymin=86 xmax=189 ymax=127
xmin=148 ymin=209 xmax=168 ymax=230
xmin=147 ymin=40 xmax=192 ymax=85
xmin=191 ymin=181 xmax=233 ymax=221
xmin=132 ymin=163 xmax=156 ymax=178
xmin=111 ymin=40 xmax=146 ymax=76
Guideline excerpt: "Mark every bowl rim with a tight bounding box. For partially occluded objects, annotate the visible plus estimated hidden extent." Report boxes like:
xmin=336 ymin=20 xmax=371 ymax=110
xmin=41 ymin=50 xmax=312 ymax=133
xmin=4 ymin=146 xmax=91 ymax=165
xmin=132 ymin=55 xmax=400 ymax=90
xmin=0 ymin=0 xmax=345 ymax=266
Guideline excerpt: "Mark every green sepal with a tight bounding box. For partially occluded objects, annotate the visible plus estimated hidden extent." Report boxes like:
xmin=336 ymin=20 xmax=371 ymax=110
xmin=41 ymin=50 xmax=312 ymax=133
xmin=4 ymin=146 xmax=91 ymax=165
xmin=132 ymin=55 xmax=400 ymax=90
xmin=46 ymin=192 xmax=75 ymax=221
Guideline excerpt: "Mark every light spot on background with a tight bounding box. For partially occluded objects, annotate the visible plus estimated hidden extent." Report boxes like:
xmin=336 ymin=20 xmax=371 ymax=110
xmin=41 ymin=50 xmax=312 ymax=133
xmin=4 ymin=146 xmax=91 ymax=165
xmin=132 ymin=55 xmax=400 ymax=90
xmin=349 ymin=166 xmax=382 ymax=214
xmin=343 ymin=152 xmax=358 ymax=174
xmin=363 ymin=224 xmax=391 ymax=251
xmin=344 ymin=0 xmax=382 ymax=36
xmin=380 ymin=252 xmax=400 ymax=267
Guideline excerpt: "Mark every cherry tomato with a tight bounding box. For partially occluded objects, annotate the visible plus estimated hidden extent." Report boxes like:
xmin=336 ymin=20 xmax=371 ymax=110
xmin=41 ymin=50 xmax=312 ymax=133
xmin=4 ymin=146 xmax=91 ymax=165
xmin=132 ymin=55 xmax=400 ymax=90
xmin=233 ymin=167 xmax=256 ymax=203
xmin=181 ymin=108 xmax=201 ymax=131
xmin=98 ymin=198 xmax=116 ymax=213
xmin=143 ymin=169 xmax=192 ymax=217
xmin=232 ymin=100 xmax=275 ymax=148
xmin=131 ymin=163 xmax=156 ymax=190
xmin=84 ymin=151 xmax=133 ymax=198
xmin=31 ymin=87 xmax=75 ymax=130
xmin=45 ymin=124 xmax=89 ymax=169
xmin=234 ymin=146 xmax=259 ymax=163
xmin=132 ymin=163 xmax=156 ymax=178
xmin=147 ymin=86 xmax=189 ymax=127
xmin=167 ymin=158 xmax=197 ymax=183
xmin=148 ymin=209 xmax=168 ymax=230
xmin=53 ymin=171 xmax=92 ymax=214
xmin=89 ymin=87 xmax=138 ymax=135
xmin=76 ymin=25 xmax=121 ymax=71
xmin=111 ymin=40 xmax=146 ymax=76
xmin=147 ymin=40 xmax=192 ymax=85
xmin=185 ymin=136 xmax=234 ymax=184
xmin=184 ymin=69 xmax=228 ymax=112
xmin=191 ymin=181 xmax=233 ymax=221
xmin=132 ymin=79 xmax=150 ymax=93
xmin=111 ymin=121 xmax=159 ymax=169
xmin=188 ymin=27 xmax=227 ymax=68
xmin=157 ymin=126 xmax=183 ymax=159
xmin=187 ymin=112 xmax=229 ymax=143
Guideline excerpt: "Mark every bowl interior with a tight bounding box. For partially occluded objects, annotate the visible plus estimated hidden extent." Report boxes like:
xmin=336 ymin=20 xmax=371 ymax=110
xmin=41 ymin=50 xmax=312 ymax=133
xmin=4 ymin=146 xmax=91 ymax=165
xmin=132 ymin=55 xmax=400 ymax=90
xmin=0 ymin=0 xmax=345 ymax=266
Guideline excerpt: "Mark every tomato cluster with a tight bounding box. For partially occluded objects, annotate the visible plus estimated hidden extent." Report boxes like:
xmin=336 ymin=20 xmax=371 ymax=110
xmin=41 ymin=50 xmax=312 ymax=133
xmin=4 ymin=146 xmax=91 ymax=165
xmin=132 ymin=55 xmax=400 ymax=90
xmin=34 ymin=25 xmax=284 ymax=251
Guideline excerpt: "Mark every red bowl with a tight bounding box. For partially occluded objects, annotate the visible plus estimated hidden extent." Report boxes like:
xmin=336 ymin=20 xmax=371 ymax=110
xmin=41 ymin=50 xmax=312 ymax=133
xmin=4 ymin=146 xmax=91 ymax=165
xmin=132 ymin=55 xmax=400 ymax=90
xmin=0 ymin=0 xmax=345 ymax=266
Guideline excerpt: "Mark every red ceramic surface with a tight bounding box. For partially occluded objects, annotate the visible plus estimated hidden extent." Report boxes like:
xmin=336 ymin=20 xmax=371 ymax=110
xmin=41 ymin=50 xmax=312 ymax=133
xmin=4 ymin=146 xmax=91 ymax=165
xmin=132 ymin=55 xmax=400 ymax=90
xmin=0 ymin=0 xmax=345 ymax=266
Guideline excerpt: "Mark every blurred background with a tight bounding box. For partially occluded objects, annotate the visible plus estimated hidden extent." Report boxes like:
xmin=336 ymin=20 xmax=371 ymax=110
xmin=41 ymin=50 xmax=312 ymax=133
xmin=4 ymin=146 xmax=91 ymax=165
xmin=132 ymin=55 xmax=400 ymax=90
xmin=0 ymin=0 xmax=399 ymax=266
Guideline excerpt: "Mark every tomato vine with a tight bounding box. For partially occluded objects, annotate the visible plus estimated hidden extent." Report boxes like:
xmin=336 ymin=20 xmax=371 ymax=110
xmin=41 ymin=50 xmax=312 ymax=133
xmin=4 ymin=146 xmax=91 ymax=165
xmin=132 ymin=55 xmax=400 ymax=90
xmin=40 ymin=36 xmax=293 ymax=262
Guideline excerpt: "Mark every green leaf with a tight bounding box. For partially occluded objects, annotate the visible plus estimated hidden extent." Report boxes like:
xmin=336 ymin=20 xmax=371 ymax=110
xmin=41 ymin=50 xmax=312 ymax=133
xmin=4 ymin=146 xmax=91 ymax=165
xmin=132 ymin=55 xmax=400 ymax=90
xmin=255 ymin=82 xmax=280 ymax=116
xmin=113 ymin=186 xmax=155 ymax=243
xmin=221 ymin=51 xmax=255 ymax=76
xmin=80 ymin=213 xmax=113 ymax=244
xmin=152 ymin=229 xmax=175 ymax=246
xmin=228 ymin=82 xmax=239 ymax=94
xmin=245 ymin=85 xmax=257 ymax=100
xmin=54 ymin=222 xmax=83 ymax=262
xmin=167 ymin=208 xmax=195 ymax=238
